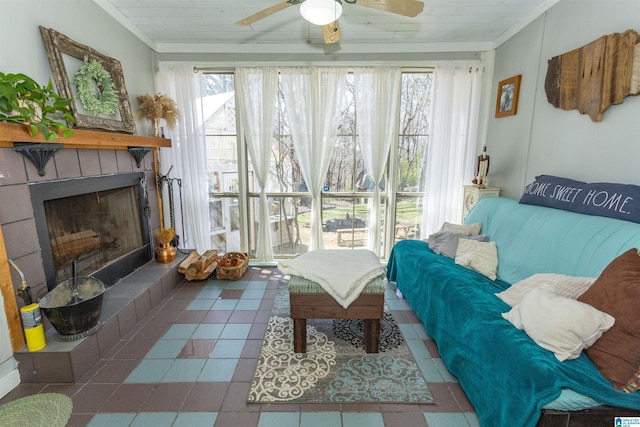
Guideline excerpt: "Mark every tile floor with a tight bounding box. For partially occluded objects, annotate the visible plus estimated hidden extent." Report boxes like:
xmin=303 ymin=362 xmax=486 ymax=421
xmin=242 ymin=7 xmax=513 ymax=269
xmin=1 ymin=266 xmax=479 ymax=427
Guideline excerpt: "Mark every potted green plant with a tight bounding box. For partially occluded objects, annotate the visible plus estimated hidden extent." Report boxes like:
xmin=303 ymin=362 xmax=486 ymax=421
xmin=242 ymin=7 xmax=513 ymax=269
xmin=0 ymin=72 xmax=75 ymax=140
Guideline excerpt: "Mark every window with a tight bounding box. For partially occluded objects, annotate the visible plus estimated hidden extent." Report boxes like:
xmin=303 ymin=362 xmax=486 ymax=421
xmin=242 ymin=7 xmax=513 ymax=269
xmin=203 ymin=73 xmax=242 ymax=253
xmin=391 ymin=72 xmax=432 ymax=253
xmin=203 ymin=70 xmax=432 ymax=259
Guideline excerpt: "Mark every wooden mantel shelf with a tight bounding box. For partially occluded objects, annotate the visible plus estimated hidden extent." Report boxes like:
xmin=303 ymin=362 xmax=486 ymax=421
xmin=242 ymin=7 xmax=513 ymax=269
xmin=0 ymin=122 xmax=171 ymax=149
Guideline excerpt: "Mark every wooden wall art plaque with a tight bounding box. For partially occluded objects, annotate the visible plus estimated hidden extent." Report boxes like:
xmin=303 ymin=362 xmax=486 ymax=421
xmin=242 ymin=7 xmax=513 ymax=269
xmin=544 ymin=29 xmax=640 ymax=122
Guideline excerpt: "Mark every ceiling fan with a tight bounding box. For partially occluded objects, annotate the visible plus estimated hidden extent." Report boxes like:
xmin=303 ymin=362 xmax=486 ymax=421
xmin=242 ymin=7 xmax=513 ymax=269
xmin=236 ymin=0 xmax=425 ymax=44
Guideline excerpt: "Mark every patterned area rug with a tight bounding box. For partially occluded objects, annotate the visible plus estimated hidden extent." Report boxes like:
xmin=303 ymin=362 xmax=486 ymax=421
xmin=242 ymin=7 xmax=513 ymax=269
xmin=247 ymin=284 xmax=434 ymax=404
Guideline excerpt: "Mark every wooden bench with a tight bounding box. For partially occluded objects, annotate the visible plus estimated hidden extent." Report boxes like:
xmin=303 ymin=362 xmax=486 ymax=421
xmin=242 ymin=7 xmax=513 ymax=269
xmin=394 ymin=223 xmax=416 ymax=239
xmin=288 ymin=275 xmax=385 ymax=353
xmin=336 ymin=227 xmax=369 ymax=246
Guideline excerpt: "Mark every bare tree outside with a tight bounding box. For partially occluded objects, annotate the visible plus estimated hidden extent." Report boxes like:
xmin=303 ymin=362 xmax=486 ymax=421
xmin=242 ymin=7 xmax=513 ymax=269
xmin=399 ymin=73 xmax=431 ymax=193
xmin=202 ymin=73 xmax=234 ymax=97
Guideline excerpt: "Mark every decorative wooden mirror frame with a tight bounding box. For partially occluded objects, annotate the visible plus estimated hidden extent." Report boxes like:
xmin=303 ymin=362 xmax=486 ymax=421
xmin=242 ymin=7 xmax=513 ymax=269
xmin=39 ymin=27 xmax=136 ymax=133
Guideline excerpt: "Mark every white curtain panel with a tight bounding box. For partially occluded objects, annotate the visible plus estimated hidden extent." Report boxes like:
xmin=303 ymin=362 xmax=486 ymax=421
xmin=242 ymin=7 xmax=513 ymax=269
xmin=235 ymin=67 xmax=279 ymax=262
xmin=353 ymin=67 xmax=402 ymax=255
xmin=280 ymin=67 xmax=347 ymax=250
xmin=422 ymin=64 xmax=483 ymax=237
xmin=155 ymin=63 xmax=210 ymax=253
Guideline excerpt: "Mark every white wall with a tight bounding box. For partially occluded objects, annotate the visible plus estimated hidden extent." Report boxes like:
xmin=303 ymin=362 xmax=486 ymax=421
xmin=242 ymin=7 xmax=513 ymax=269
xmin=484 ymin=0 xmax=640 ymax=199
xmin=0 ymin=0 xmax=157 ymax=133
xmin=0 ymin=0 xmax=156 ymax=393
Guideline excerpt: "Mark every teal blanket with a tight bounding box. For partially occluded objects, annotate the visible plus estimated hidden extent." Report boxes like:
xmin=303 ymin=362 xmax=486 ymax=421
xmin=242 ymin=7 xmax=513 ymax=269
xmin=387 ymin=239 xmax=640 ymax=427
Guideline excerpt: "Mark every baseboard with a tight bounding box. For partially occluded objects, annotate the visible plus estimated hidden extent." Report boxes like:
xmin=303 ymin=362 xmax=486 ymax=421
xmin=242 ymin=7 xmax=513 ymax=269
xmin=0 ymin=364 xmax=20 ymax=399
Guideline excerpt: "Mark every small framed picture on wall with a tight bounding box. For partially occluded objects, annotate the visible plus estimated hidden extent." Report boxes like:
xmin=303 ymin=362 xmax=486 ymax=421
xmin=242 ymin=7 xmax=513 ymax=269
xmin=495 ymin=75 xmax=521 ymax=118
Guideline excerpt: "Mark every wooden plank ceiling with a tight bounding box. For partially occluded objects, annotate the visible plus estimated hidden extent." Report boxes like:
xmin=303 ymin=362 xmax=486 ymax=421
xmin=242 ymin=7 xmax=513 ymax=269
xmin=93 ymin=0 xmax=559 ymax=53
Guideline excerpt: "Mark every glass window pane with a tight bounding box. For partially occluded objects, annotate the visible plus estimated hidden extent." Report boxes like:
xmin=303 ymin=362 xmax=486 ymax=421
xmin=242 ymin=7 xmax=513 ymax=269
xmin=203 ymin=73 xmax=242 ymax=252
xmin=209 ymin=196 xmax=242 ymax=252
xmin=398 ymin=135 xmax=428 ymax=192
xmin=400 ymin=73 xmax=432 ymax=136
xmin=321 ymin=196 xmax=372 ymax=249
xmin=265 ymin=134 xmax=296 ymax=192
xmin=248 ymin=195 xmax=311 ymax=256
xmin=327 ymin=136 xmax=362 ymax=193
xmin=398 ymin=73 xmax=431 ymax=193
xmin=393 ymin=196 xmax=423 ymax=243
xmin=204 ymin=73 xmax=238 ymax=194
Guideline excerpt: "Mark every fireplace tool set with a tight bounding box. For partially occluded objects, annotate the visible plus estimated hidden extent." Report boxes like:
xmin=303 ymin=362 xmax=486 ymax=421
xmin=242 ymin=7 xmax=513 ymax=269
xmin=157 ymin=165 xmax=185 ymax=249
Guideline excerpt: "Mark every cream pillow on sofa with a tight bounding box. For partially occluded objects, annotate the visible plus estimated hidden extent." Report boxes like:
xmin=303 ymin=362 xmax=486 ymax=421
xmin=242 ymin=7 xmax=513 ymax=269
xmin=496 ymin=273 xmax=596 ymax=307
xmin=440 ymin=221 xmax=482 ymax=236
xmin=502 ymin=285 xmax=615 ymax=361
xmin=454 ymin=238 xmax=498 ymax=280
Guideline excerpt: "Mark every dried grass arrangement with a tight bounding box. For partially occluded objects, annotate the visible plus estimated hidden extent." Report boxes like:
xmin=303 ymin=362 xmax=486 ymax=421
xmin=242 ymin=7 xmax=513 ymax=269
xmin=154 ymin=227 xmax=176 ymax=246
xmin=136 ymin=93 xmax=180 ymax=137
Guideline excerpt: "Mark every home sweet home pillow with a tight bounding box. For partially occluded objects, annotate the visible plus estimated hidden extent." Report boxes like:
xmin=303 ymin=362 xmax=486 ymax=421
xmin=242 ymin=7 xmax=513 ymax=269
xmin=519 ymin=175 xmax=640 ymax=224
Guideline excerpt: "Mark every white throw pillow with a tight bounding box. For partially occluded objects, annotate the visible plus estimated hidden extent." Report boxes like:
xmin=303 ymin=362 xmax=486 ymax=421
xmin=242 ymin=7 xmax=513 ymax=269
xmin=439 ymin=221 xmax=482 ymax=236
xmin=496 ymin=273 xmax=596 ymax=307
xmin=454 ymin=238 xmax=498 ymax=280
xmin=502 ymin=285 xmax=615 ymax=361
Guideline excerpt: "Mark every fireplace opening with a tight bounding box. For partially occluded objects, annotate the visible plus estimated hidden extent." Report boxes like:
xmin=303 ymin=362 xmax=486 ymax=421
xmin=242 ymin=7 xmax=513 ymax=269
xmin=30 ymin=172 xmax=152 ymax=290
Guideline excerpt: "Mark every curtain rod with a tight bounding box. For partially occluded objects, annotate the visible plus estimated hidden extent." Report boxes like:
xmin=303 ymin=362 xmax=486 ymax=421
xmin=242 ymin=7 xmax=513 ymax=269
xmin=193 ymin=66 xmax=238 ymax=73
xmin=193 ymin=67 xmax=221 ymax=73
xmin=193 ymin=66 xmax=441 ymax=74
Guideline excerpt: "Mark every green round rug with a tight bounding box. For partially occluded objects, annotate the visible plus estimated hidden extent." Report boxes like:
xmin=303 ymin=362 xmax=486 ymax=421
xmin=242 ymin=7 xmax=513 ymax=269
xmin=0 ymin=393 xmax=72 ymax=427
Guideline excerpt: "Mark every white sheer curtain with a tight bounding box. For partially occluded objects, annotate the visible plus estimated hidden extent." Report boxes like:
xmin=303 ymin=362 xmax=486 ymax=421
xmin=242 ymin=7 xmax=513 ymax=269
xmin=353 ymin=67 xmax=402 ymax=255
xmin=422 ymin=64 xmax=483 ymax=237
xmin=155 ymin=63 xmax=210 ymax=253
xmin=280 ymin=67 xmax=347 ymax=250
xmin=235 ymin=67 xmax=279 ymax=262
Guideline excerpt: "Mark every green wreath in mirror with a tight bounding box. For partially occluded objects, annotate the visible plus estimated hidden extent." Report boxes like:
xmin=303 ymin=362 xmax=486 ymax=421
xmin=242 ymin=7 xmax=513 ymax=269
xmin=73 ymin=58 xmax=119 ymax=116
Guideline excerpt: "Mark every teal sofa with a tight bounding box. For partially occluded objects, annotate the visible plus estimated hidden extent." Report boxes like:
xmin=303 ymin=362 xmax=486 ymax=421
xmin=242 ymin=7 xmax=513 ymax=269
xmin=387 ymin=197 xmax=640 ymax=427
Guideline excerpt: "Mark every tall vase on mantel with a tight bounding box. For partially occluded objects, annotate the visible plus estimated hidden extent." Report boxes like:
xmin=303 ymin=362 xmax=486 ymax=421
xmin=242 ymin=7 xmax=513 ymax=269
xmin=152 ymin=118 xmax=161 ymax=138
xmin=136 ymin=93 xmax=180 ymax=138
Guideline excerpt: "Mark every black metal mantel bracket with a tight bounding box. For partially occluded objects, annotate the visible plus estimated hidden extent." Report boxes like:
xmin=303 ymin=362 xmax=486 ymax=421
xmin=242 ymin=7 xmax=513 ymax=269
xmin=14 ymin=142 xmax=63 ymax=176
xmin=128 ymin=147 xmax=152 ymax=168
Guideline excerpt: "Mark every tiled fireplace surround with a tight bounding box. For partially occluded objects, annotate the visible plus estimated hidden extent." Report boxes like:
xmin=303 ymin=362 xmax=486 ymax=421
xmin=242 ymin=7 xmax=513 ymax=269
xmin=0 ymin=137 xmax=184 ymax=383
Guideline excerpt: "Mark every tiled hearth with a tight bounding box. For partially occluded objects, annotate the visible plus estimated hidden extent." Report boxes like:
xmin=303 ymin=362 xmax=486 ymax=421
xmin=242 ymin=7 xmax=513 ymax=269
xmin=14 ymin=252 xmax=187 ymax=383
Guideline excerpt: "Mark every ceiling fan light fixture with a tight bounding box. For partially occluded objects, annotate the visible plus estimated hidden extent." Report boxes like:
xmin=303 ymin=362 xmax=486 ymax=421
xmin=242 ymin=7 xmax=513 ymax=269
xmin=300 ymin=0 xmax=343 ymax=26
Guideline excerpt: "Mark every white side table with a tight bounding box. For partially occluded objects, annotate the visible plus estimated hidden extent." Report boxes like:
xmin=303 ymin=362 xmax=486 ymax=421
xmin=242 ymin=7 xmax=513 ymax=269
xmin=463 ymin=185 xmax=501 ymax=221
